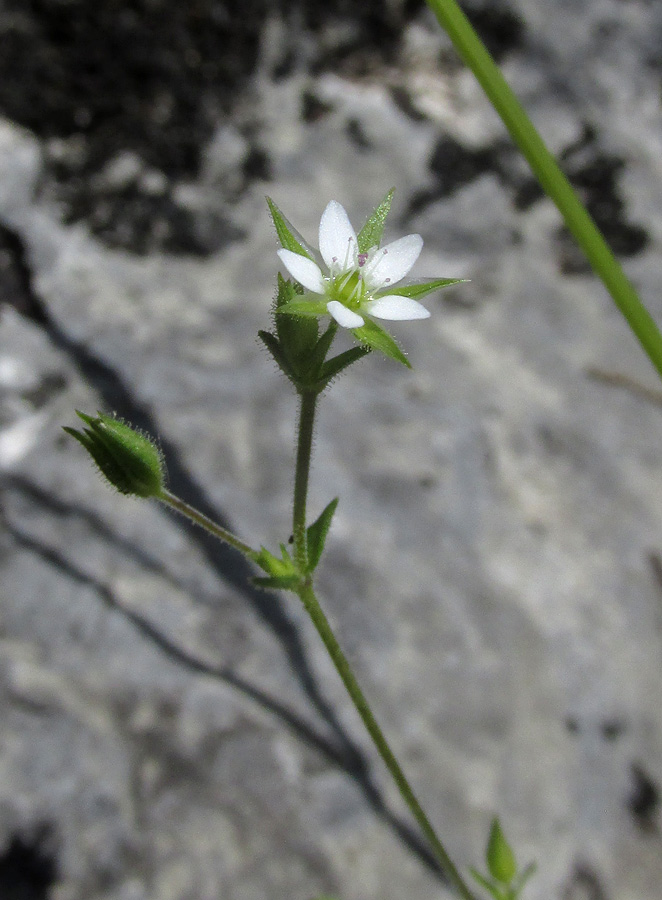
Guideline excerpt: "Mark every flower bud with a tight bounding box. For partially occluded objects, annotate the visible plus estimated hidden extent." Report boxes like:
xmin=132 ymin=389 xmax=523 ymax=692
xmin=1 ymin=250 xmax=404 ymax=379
xmin=63 ymin=411 xmax=166 ymax=498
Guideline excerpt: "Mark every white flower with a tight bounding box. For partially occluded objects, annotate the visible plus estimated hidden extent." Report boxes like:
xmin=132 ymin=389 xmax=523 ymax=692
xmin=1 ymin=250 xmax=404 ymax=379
xmin=277 ymin=200 xmax=430 ymax=329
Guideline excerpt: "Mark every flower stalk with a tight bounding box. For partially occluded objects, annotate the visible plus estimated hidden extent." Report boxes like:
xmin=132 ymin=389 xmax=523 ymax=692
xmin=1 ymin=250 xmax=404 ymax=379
xmin=158 ymin=488 xmax=256 ymax=559
xmin=292 ymin=390 xmax=318 ymax=572
xmin=297 ymin=578 xmax=479 ymax=900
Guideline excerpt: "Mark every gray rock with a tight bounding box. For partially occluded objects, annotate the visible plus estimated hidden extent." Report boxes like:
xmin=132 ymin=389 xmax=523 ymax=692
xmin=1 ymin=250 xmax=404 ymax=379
xmin=0 ymin=2 xmax=661 ymax=899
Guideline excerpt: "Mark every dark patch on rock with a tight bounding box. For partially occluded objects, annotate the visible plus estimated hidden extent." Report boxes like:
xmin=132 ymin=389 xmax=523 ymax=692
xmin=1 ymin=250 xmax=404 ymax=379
xmin=0 ymin=0 xmax=425 ymax=255
xmin=408 ymin=135 xmax=510 ymax=216
xmin=515 ymin=125 xmax=649 ymax=273
xmin=0 ymin=825 xmax=58 ymax=900
xmin=346 ymin=117 xmax=372 ymax=151
xmin=242 ymin=144 xmax=272 ymax=182
xmin=463 ymin=1 xmax=526 ymax=61
xmin=627 ymin=762 xmax=659 ymax=832
xmin=600 ymin=719 xmax=626 ymax=742
xmin=56 ymin=176 xmax=246 ymax=256
xmin=0 ymin=225 xmax=48 ymax=325
xmin=412 ymin=125 xmax=648 ymax=273
xmin=565 ymin=716 xmax=580 ymax=734
xmin=301 ymin=91 xmax=335 ymax=124
xmin=389 ymin=85 xmax=428 ymax=122
xmin=428 ymin=137 xmax=504 ymax=193
xmin=21 ymin=373 xmax=69 ymax=409
xmin=563 ymin=863 xmax=607 ymax=900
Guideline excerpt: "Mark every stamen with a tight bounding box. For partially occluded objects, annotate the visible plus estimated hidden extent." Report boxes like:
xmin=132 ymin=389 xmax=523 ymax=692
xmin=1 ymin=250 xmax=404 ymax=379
xmin=338 ymin=270 xmax=354 ymax=292
xmin=342 ymin=236 xmax=355 ymax=271
xmin=358 ymin=252 xmax=368 ymax=267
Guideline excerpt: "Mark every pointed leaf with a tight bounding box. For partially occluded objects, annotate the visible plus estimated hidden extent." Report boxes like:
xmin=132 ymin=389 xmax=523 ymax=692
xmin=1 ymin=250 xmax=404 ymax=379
xmin=320 ymin=346 xmax=371 ymax=382
xmin=274 ymin=271 xmax=302 ymax=309
xmin=306 ymin=498 xmax=339 ymax=572
xmin=352 ymin=319 xmax=411 ymax=368
xmin=384 ymin=277 xmax=467 ymax=300
xmin=357 ymin=188 xmax=395 ymax=253
xmin=278 ymin=298 xmax=329 ymax=318
xmin=305 ymin=321 xmax=338 ymax=377
xmin=275 ymin=274 xmax=318 ymax=352
xmin=252 ymin=574 xmax=301 ymax=592
xmin=251 ymin=544 xmax=297 ymax=578
xmin=273 ymin=274 xmax=321 ymax=375
xmin=486 ymin=818 xmax=517 ymax=885
xmin=258 ymin=330 xmax=295 ymax=379
xmin=267 ymin=197 xmax=314 ymax=259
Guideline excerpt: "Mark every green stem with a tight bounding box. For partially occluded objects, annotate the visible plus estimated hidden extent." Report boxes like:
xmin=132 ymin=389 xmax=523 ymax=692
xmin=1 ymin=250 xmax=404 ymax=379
xmin=298 ymin=580 xmax=478 ymax=900
xmin=426 ymin=0 xmax=662 ymax=380
xmin=292 ymin=389 xmax=317 ymax=571
xmin=158 ymin=488 xmax=256 ymax=558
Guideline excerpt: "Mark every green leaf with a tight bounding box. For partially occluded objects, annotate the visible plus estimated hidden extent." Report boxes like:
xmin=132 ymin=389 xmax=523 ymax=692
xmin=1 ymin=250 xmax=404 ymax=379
xmin=251 ymin=543 xmax=298 ymax=579
xmin=306 ymin=498 xmax=339 ymax=572
xmin=252 ymin=574 xmax=301 ymax=592
xmin=469 ymin=868 xmax=505 ymax=900
xmin=486 ymin=818 xmax=517 ymax=885
xmin=352 ymin=319 xmax=411 ymax=368
xmin=278 ymin=298 xmax=329 ymax=318
xmin=258 ymin=330 xmax=300 ymax=385
xmin=320 ymin=346 xmax=371 ymax=383
xmin=385 ymin=277 xmax=467 ymax=299
xmin=305 ymin=321 xmax=338 ymax=376
xmin=511 ymin=862 xmax=537 ymax=899
xmin=274 ymin=272 xmax=301 ymax=309
xmin=357 ymin=188 xmax=395 ymax=253
xmin=273 ymin=274 xmax=321 ymax=374
xmin=266 ymin=197 xmax=314 ymax=259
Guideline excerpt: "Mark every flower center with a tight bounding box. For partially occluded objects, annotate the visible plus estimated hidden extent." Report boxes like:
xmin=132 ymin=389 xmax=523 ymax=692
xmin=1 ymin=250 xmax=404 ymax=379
xmin=329 ymin=269 xmax=368 ymax=310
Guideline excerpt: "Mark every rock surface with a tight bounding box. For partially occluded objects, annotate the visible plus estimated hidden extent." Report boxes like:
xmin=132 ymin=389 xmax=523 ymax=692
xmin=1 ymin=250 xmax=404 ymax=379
xmin=0 ymin=1 xmax=662 ymax=899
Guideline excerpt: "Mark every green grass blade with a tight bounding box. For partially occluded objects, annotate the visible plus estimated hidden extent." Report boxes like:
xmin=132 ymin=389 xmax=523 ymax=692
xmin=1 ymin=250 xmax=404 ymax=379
xmin=425 ymin=0 xmax=662 ymax=380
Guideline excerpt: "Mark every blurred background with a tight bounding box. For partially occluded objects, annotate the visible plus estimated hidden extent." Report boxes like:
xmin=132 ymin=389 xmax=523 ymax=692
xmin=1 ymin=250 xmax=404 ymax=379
xmin=0 ymin=1 xmax=662 ymax=898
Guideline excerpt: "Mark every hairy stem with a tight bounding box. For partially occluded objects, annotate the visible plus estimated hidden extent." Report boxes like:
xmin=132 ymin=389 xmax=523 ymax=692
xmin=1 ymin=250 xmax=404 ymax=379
xmin=298 ymin=580 xmax=478 ymax=900
xmin=158 ymin=488 xmax=256 ymax=558
xmin=292 ymin=390 xmax=318 ymax=570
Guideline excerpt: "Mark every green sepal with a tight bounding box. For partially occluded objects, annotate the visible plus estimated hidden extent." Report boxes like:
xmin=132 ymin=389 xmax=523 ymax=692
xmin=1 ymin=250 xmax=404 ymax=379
xmin=352 ymin=319 xmax=411 ymax=368
xmin=250 ymin=543 xmax=301 ymax=592
xmin=486 ymin=818 xmax=517 ymax=884
xmin=306 ymin=497 xmax=339 ymax=572
xmin=63 ymin=411 xmax=166 ymax=498
xmin=384 ymin=277 xmax=467 ymax=300
xmin=278 ymin=298 xmax=329 ymax=318
xmin=320 ymin=346 xmax=371 ymax=383
xmin=267 ymin=197 xmax=314 ymax=259
xmin=306 ymin=321 xmax=338 ymax=375
xmin=274 ymin=274 xmax=320 ymax=367
xmin=258 ymin=329 xmax=294 ymax=381
xmin=253 ymin=574 xmax=302 ymax=592
xmin=357 ymin=187 xmax=395 ymax=253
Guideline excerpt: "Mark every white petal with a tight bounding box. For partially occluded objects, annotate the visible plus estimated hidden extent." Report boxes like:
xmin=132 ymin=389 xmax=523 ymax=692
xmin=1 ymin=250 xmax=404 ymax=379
xmin=365 ymin=295 xmax=430 ymax=321
xmin=362 ymin=234 xmax=423 ymax=290
xmin=319 ymin=201 xmax=358 ymax=272
xmin=277 ymin=249 xmax=326 ymax=294
xmin=327 ymin=300 xmax=365 ymax=329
